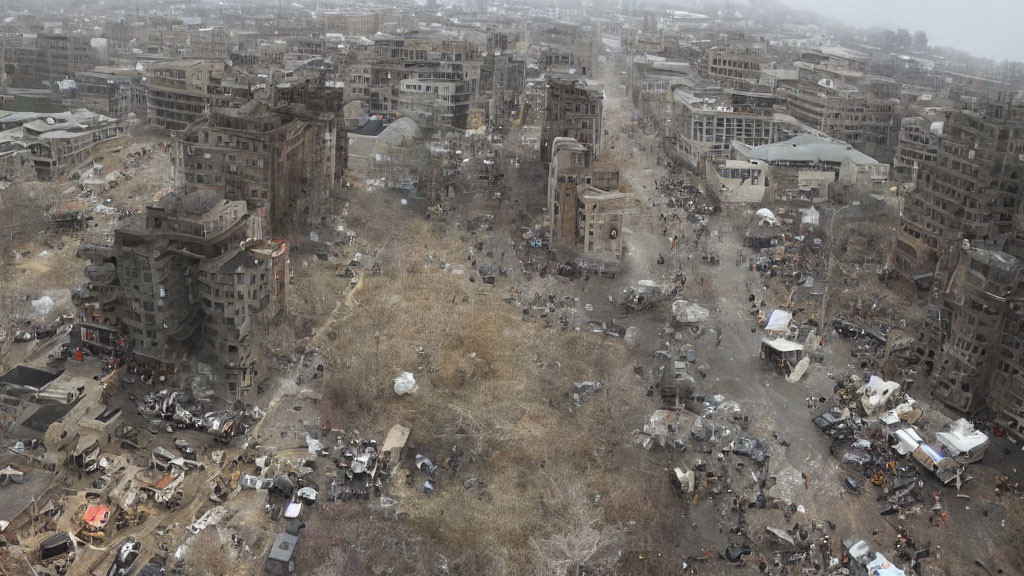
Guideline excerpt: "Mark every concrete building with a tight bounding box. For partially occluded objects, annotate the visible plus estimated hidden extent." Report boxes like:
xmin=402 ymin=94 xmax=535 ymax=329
xmin=628 ymin=55 xmax=693 ymax=122
xmin=892 ymin=116 xmax=941 ymax=183
xmin=145 ymin=60 xmax=228 ymax=131
xmin=174 ymin=98 xmax=342 ymax=233
xmin=784 ymin=76 xmax=899 ymax=163
xmin=894 ymin=96 xmax=1024 ymax=278
xmin=345 ymin=35 xmax=482 ymax=124
xmin=74 ymin=189 xmax=287 ymax=397
xmin=0 ymin=108 xmax=127 ymax=180
xmin=479 ymin=52 xmax=527 ymax=127
xmin=71 ymin=69 xmax=141 ymax=119
xmin=670 ymin=88 xmax=785 ymax=169
xmin=928 ymin=247 xmax=1023 ymax=416
xmin=397 ymin=77 xmax=476 ymax=129
xmin=2 ymin=33 xmax=97 ymax=87
xmin=346 ymin=115 xmax=424 ymax=191
xmin=547 ymin=137 xmax=626 ymax=260
xmin=540 ymin=76 xmax=603 ymax=165
xmin=722 ymin=134 xmax=889 ymax=203
xmin=324 ymin=11 xmax=381 ymax=38
xmin=703 ymin=41 xmax=773 ymax=87
xmin=896 ymin=95 xmax=1024 ymax=437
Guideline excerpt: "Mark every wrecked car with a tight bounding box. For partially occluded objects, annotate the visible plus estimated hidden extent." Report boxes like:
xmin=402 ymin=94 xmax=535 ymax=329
xmin=106 ymin=538 xmax=140 ymax=576
xmin=173 ymin=439 xmax=194 ymax=457
xmin=730 ymin=436 xmax=768 ymax=463
xmin=40 ymin=532 xmax=76 ymax=564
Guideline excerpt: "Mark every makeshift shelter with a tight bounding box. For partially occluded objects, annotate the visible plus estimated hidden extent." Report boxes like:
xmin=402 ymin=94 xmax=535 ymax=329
xmin=82 ymin=505 xmax=109 ymax=533
xmin=857 ymin=376 xmax=900 ymax=416
xmin=672 ymin=300 xmax=710 ymax=326
xmin=760 ymin=337 xmax=804 ymax=371
xmin=764 ymin=309 xmax=792 ymax=335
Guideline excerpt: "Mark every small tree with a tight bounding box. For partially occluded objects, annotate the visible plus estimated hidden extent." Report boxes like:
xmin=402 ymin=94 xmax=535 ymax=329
xmin=913 ymin=31 xmax=929 ymax=52
xmin=896 ymin=28 xmax=913 ymax=50
xmin=186 ymin=529 xmax=239 ymax=576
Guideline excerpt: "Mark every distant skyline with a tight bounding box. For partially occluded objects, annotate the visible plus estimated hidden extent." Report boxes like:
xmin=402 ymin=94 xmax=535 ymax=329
xmin=777 ymin=0 xmax=1023 ymax=62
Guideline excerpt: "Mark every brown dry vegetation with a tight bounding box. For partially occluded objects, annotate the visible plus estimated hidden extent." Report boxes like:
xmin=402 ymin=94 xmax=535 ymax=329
xmin=291 ymin=193 xmax=672 ymax=574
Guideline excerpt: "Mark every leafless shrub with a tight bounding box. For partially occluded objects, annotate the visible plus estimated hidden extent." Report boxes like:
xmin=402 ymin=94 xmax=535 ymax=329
xmin=185 ymin=529 xmax=240 ymax=576
xmin=529 ymin=467 xmax=624 ymax=576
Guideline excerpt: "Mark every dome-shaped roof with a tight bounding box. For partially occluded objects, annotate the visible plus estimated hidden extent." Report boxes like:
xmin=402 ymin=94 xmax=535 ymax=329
xmin=376 ymin=117 xmax=420 ymax=147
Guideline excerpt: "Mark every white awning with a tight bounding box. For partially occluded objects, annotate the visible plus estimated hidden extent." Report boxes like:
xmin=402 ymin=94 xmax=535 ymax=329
xmin=765 ymin=309 xmax=792 ymax=333
xmin=761 ymin=337 xmax=803 ymax=353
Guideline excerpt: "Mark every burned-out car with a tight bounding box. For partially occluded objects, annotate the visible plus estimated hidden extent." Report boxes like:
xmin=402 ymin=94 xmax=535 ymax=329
xmin=106 ymin=538 xmax=140 ymax=576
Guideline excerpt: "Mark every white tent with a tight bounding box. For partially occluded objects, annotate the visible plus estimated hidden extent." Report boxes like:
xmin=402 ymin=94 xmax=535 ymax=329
xmin=756 ymin=208 xmax=776 ymax=224
xmin=764 ymin=309 xmax=792 ymax=334
xmin=800 ymin=206 xmax=820 ymax=227
xmin=858 ymin=375 xmax=900 ymax=416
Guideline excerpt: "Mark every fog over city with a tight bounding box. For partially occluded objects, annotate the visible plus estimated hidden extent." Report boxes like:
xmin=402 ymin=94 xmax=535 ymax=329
xmin=780 ymin=0 xmax=1023 ymax=60
xmin=0 ymin=0 xmax=1022 ymax=574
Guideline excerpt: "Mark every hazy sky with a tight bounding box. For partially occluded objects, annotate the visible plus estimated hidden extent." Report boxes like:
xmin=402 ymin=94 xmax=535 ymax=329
xmin=778 ymin=0 xmax=1024 ymax=61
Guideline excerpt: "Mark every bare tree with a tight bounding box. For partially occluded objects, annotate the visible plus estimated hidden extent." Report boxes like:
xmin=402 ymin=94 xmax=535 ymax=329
xmin=529 ymin=470 xmax=624 ymax=576
xmin=0 ymin=184 xmax=52 ymax=263
xmin=186 ymin=529 xmax=240 ymax=576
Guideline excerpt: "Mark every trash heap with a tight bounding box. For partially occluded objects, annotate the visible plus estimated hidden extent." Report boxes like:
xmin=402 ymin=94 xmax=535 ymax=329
xmin=812 ymin=373 xmax=990 ymax=517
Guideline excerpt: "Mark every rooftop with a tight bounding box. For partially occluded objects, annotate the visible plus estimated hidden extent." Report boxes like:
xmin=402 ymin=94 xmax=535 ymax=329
xmin=0 ymin=467 xmax=53 ymax=525
xmin=734 ymin=134 xmax=879 ymax=166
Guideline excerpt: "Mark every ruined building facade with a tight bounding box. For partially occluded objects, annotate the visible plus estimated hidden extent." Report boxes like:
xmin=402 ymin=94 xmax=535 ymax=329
xmin=899 ymin=94 xmax=1024 ymax=439
xmin=785 ymin=76 xmax=898 ymax=163
xmin=74 ymin=190 xmax=287 ymax=397
xmin=146 ymin=60 xmax=229 ymax=131
xmin=541 ymin=77 xmax=603 ymax=165
xmin=345 ymin=35 xmax=482 ymax=128
xmin=895 ymin=97 xmax=1024 ymax=277
xmin=547 ymin=137 xmax=625 ymax=261
xmin=892 ymin=116 xmax=940 ymax=184
xmin=173 ymin=99 xmax=342 ymax=234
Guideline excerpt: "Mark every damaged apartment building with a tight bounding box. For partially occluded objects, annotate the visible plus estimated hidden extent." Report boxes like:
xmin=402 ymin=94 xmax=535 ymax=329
xmin=172 ymin=89 xmax=344 ymax=233
xmin=74 ymin=190 xmax=287 ymax=398
xmin=784 ymin=47 xmax=899 ymax=163
xmin=0 ymin=108 xmax=125 ymax=180
xmin=145 ymin=59 xmax=230 ymax=131
xmin=346 ymin=35 xmax=483 ymax=129
xmin=540 ymin=76 xmax=603 ymax=165
xmin=894 ymin=93 xmax=1024 ymax=439
xmin=547 ymin=137 xmax=627 ymax=261
xmin=669 ymin=87 xmax=804 ymax=170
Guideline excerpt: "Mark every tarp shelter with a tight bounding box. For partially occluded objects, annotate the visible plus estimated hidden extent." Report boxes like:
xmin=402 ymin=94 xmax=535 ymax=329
xmin=764 ymin=310 xmax=792 ymax=335
xmin=265 ymin=533 xmax=299 ymax=576
xmin=40 ymin=532 xmax=73 ymax=561
xmin=0 ymin=466 xmax=24 ymax=484
xmin=381 ymin=424 xmax=410 ymax=470
xmin=858 ymin=376 xmax=900 ymax=416
xmin=283 ymin=502 xmax=302 ymax=519
xmin=672 ymin=300 xmax=710 ymax=325
xmin=760 ymin=337 xmax=804 ymax=370
xmin=756 ymin=208 xmax=776 ymax=224
xmin=866 ymin=555 xmax=907 ymax=576
xmin=83 ymin=505 xmax=109 ymax=529
xmin=936 ymin=418 xmax=989 ymax=464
